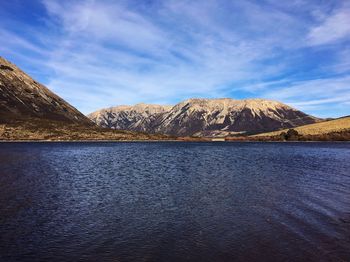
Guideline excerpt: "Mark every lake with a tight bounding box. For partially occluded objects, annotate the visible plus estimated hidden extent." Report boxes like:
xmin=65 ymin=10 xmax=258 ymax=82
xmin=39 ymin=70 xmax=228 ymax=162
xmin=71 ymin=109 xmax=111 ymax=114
xmin=0 ymin=142 xmax=349 ymax=261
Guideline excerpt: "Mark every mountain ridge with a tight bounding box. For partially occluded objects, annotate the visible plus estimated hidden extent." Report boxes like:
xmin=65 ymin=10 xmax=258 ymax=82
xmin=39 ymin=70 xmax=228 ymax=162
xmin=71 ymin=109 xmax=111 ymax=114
xmin=89 ymin=98 xmax=320 ymax=136
xmin=88 ymin=103 xmax=172 ymax=133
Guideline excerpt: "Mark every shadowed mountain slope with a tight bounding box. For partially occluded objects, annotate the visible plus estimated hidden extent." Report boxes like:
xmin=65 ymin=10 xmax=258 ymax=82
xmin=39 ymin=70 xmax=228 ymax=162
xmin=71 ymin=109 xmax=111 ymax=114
xmin=0 ymin=56 xmax=91 ymax=125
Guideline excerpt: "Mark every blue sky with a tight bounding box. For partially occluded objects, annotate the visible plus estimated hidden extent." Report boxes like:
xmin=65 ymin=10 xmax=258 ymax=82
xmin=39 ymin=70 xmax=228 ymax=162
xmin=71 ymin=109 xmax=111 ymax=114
xmin=1 ymin=0 xmax=350 ymax=117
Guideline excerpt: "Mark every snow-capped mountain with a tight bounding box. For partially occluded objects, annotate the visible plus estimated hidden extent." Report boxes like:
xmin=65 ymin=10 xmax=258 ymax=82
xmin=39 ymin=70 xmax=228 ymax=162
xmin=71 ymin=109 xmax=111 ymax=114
xmin=89 ymin=98 xmax=319 ymax=136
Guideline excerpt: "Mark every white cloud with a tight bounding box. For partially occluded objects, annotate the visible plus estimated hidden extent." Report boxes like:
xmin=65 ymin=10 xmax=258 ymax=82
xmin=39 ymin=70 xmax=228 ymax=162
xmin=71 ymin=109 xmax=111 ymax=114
xmin=1 ymin=0 xmax=350 ymax=117
xmin=42 ymin=0 xmax=167 ymax=53
xmin=38 ymin=0 xmax=302 ymax=113
xmin=308 ymin=5 xmax=350 ymax=46
xmin=0 ymin=29 xmax=49 ymax=55
xmin=262 ymin=76 xmax=350 ymax=115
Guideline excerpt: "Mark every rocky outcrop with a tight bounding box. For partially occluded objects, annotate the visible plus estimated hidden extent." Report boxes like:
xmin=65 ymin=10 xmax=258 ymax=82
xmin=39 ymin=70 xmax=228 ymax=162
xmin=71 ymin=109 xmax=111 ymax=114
xmin=89 ymin=98 xmax=319 ymax=136
xmin=88 ymin=103 xmax=172 ymax=132
xmin=0 ymin=56 xmax=92 ymax=125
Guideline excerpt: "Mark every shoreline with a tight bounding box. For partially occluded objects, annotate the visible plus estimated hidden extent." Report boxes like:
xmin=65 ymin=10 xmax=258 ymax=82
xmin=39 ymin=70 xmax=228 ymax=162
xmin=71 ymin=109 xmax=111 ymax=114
xmin=0 ymin=140 xmax=349 ymax=143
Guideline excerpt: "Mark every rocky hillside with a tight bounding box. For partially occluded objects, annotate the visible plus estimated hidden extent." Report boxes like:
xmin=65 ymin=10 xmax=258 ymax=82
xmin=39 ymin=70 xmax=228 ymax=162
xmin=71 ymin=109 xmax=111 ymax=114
xmin=89 ymin=98 xmax=319 ymax=136
xmin=0 ymin=56 xmax=91 ymax=125
xmin=88 ymin=104 xmax=172 ymax=132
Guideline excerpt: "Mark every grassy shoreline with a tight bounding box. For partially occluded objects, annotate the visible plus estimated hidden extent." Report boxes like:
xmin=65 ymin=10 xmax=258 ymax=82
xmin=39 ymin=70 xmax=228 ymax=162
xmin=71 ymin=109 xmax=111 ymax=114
xmin=1 ymin=119 xmax=349 ymax=142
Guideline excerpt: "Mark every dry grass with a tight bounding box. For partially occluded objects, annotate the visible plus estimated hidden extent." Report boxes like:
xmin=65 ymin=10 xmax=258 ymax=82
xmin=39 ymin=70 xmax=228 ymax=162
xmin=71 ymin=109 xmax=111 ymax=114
xmin=0 ymin=118 xmax=172 ymax=141
xmin=253 ymin=117 xmax=350 ymax=137
xmin=2 ymin=117 xmax=350 ymax=142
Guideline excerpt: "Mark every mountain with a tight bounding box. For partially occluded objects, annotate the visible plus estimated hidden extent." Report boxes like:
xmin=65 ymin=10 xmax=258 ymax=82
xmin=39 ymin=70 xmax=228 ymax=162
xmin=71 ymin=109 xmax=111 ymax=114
xmin=0 ymin=57 xmax=169 ymax=141
xmin=89 ymin=98 xmax=319 ymax=136
xmin=88 ymin=103 xmax=172 ymax=132
xmin=0 ymin=56 xmax=91 ymax=125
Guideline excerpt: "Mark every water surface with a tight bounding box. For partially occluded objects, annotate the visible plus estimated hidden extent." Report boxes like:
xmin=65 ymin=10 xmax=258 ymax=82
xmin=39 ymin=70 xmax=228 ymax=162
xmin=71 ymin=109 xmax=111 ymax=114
xmin=0 ymin=142 xmax=349 ymax=261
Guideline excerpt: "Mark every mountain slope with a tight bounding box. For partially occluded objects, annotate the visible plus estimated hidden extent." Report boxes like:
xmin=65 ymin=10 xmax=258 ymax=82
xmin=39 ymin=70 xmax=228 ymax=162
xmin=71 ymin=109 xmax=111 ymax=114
xmin=0 ymin=56 xmax=91 ymax=125
xmin=253 ymin=116 xmax=350 ymax=137
xmin=89 ymin=98 xmax=319 ymax=136
xmin=0 ymin=57 xmax=171 ymax=141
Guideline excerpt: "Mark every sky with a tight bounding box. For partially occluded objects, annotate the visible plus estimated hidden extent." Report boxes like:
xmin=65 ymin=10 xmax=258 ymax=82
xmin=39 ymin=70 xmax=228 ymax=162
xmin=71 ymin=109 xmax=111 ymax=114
xmin=1 ymin=0 xmax=350 ymax=117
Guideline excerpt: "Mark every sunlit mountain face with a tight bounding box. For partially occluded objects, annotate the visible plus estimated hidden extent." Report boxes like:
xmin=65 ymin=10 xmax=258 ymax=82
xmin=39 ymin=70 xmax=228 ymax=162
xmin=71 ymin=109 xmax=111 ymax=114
xmin=88 ymin=98 xmax=319 ymax=136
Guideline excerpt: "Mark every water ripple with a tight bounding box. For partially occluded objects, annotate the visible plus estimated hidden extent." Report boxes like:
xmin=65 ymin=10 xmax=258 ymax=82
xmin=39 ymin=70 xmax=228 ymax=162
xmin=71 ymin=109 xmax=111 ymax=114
xmin=0 ymin=142 xmax=349 ymax=261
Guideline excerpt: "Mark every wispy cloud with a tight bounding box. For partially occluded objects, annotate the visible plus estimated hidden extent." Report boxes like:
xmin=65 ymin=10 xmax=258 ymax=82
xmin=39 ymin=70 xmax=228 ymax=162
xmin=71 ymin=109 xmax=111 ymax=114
xmin=0 ymin=0 xmax=349 ymax=117
xmin=307 ymin=3 xmax=350 ymax=46
xmin=262 ymin=76 xmax=350 ymax=117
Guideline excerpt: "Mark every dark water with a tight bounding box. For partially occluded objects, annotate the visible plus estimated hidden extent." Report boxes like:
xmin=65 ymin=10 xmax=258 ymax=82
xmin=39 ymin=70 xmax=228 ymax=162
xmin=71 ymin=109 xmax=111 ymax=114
xmin=0 ymin=142 xmax=350 ymax=262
